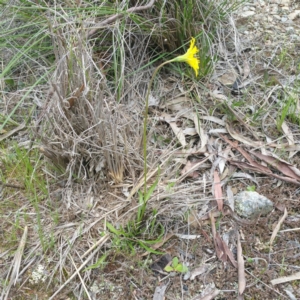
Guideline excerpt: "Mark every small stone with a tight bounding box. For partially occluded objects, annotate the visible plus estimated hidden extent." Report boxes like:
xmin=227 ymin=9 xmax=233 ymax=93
xmin=234 ymin=191 xmax=274 ymax=219
xmin=281 ymin=16 xmax=288 ymax=22
xmin=241 ymin=11 xmax=255 ymax=18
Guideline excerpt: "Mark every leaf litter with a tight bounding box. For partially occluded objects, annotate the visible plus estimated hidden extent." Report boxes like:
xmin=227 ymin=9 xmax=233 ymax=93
xmin=2 ymin=1 xmax=300 ymax=300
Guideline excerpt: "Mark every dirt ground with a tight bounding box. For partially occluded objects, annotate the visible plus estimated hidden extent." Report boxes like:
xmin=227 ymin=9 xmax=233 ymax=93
xmin=1 ymin=0 xmax=300 ymax=299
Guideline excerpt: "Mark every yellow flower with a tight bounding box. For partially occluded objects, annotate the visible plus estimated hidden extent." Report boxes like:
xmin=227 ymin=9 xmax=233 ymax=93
xmin=173 ymin=37 xmax=200 ymax=77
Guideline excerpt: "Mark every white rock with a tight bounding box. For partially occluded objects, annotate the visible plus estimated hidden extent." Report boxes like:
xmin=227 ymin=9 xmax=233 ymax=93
xmin=288 ymin=10 xmax=300 ymax=20
xmin=234 ymin=191 xmax=274 ymax=219
xmin=241 ymin=11 xmax=255 ymax=18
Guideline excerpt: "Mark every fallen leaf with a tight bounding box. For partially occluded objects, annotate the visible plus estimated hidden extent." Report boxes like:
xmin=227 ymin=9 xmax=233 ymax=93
xmin=183 ymin=127 xmax=198 ymax=136
xmin=284 ymin=289 xmax=297 ymax=300
xmin=156 ymin=112 xmax=187 ymax=147
xmin=193 ymin=113 xmax=208 ymax=151
xmin=213 ymin=171 xmax=223 ymax=211
xmin=175 ymin=234 xmax=201 ymax=240
xmin=196 ymin=289 xmax=220 ymax=300
xmin=252 ymin=151 xmax=300 ymax=181
xmin=222 ymin=238 xmax=238 ymax=268
xmin=275 ymin=202 xmax=286 ymax=212
xmin=211 ymin=90 xmax=228 ymax=102
xmin=208 ymin=128 xmax=228 ymax=135
xmin=226 ymin=122 xmax=300 ymax=151
xmin=181 ymin=160 xmax=202 ymax=178
xmin=271 ymin=272 xmax=300 ymax=285
xmin=178 ymin=155 xmax=213 ymax=182
xmin=232 ymin=172 xmax=259 ymax=186
xmin=190 ymin=264 xmax=209 ymax=280
xmin=237 ymin=231 xmax=246 ymax=296
xmin=226 ymin=185 xmax=234 ymax=211
xmin=225 ymin=123 xmax=262 ymax=148
xmin=153 ymin=283 xmax=168 ymax=300
xmin=281 ymin=121 xmax=294 ymax=145
xmin=200 ymin=116 xmax=226 ymax=126
xmin=220 ymin=135 xmax=300 ymax=185
xmin=230 ymin=160 xmax=300 ymax=185
xmin=169 ymin=121 xmax=186 ymax=147
xmin=270 ymin=208 xmax=288 ymax=247
xmin=218 ymin=146 xmax=231 ymax=174
xmin=209 ymin=212 xmax=226 ymax=262
xmin=215 ymin=233 xmax=227 ymax=262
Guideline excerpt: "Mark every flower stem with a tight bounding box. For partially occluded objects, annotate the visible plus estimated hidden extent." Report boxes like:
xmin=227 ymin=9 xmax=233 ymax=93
xmin=143 ymin=60 xmax=173 ymax=195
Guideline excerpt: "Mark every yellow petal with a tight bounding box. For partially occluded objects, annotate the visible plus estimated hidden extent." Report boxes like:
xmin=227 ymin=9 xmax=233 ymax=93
xmin=173 ymin=37 xmax=200 ymax=76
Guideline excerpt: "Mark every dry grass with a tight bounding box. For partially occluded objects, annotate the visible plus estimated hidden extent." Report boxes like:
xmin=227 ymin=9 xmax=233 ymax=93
xmin=1 ymin=0 xmax=300 ymax=299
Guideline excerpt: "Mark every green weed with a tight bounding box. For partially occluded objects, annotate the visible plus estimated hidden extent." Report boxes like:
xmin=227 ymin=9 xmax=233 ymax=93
xmin=0 ymin=144 xmax=52 ymax=251
xmin=277 ymin=93 xmax=299 ymax=130
xmin=164 ymin=257 xmax=188 ymax=273
xmin=246 ymin=185 xmax=256 ymax=192
xmin=106 ymin=174 xmax=164 ymax=255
